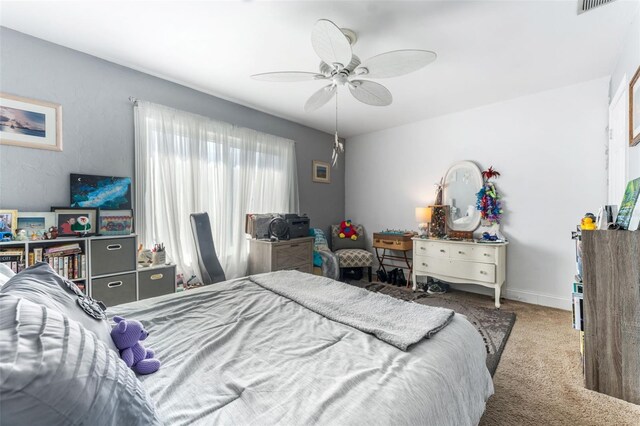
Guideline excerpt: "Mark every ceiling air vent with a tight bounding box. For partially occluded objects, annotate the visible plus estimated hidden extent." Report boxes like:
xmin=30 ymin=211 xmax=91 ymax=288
xmin=578 ymin=0 xmax=617 ymax=14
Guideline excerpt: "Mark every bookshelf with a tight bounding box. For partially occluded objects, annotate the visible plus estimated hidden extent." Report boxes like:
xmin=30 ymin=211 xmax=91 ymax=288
xmin=0 ymin=235 xmax=177 ymax=305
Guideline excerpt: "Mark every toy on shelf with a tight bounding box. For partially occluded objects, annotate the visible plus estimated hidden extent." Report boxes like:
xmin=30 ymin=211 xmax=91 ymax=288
xmin=580 ymin=213 xmax=597 ymax=231
xmin=339 ymin=219 xmax=358 ymax=240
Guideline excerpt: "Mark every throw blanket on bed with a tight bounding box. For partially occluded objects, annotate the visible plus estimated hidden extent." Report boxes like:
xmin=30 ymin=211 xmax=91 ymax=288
xmin=249 ymin=271 xmax=454 ymax=350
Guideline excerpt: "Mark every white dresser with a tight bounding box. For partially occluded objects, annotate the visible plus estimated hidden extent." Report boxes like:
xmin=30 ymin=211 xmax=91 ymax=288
xmin=412 ymin=238 xmax=507 ymax=308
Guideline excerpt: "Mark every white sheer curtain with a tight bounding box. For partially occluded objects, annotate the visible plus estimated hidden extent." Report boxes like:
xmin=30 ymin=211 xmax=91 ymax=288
xmin=134 ymin=101 xmax=299 ymax=280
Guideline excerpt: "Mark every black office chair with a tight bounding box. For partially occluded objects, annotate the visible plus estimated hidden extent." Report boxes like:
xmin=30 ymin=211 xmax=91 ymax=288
xmin=190 ymin=213 xmax=226 ymax=284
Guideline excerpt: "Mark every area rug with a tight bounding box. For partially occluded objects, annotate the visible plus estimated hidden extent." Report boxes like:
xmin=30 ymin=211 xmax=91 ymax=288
xmin=348 ymin=280 xmax=516 ymax=375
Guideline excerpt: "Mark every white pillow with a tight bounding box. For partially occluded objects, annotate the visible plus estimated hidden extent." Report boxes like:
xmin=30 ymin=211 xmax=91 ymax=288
xmin=0 ymin=263 xmax=14 ymax=287
xmin=0 ymin=294 xmax=162 ymax=425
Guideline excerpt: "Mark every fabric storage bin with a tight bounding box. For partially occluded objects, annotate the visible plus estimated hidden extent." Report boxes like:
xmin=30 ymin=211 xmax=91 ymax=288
xmin=138 ymin=266 xmax=176 ymax=300
xmin=91 ymin=273 xmax=137 ymax=307
xmin=91 ymin=237 xmax=136 ymax=276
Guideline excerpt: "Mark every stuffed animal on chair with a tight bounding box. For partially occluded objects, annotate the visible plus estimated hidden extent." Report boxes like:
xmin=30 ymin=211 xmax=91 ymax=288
xmin=110 ymin=316 xmax=160 ymax=375
xmin=339 ymin=220 xmax=358 ymax=240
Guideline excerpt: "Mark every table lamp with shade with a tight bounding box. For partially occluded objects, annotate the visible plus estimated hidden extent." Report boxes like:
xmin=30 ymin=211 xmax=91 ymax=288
xmin=415 ymin=207 xmax=432 ymax=238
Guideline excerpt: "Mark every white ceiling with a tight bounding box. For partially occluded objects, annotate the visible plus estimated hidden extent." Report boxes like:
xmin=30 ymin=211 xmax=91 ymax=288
xmin=1 ymin=0 xmax=638 ymax=137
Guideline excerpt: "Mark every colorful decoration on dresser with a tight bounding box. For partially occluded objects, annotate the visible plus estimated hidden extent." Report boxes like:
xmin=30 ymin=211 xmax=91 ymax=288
xmin=476 ymin=167 xmax=503 ymax=225
xmin=338 ymin=219 xmax=358 ymax=240
xmin=429 ymin=205 xmax=449 ymax=238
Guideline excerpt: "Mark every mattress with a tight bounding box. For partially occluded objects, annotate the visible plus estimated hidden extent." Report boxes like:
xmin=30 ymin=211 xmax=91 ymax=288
xmin=108 ymin=273 xmax=493 ymax=425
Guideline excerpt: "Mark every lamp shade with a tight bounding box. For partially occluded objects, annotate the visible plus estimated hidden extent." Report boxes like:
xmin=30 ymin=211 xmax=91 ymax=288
xmin=415 ymin=207 xmax=432 ymax=223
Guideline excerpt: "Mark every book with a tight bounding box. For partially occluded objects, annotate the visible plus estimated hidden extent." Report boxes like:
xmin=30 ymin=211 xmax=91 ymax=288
xmin=615 ymin=177 xmax=640 ymax=230
xmin=44 ymin=243 xmax=81 ymax=254
xmin=63 ymin=256 xmax=69 ymax=279
xmin=572 ymin=292 xmax=584 ymax=331
xmin=33 ymin=247 xmax=43 ymax=263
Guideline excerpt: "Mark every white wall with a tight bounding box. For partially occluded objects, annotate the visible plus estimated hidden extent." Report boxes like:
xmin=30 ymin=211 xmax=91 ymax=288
xmin=609 ymin=5 xmax=640 ymax=181
xmin=345 ymin=77 xmax=609 ymax=310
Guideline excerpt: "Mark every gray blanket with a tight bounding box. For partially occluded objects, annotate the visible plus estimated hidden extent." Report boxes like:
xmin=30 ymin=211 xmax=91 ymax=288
xmin=249 ymin=271 xmax=454 ymax=350
xmin=108 ymin=272 xmax=493 ymax=425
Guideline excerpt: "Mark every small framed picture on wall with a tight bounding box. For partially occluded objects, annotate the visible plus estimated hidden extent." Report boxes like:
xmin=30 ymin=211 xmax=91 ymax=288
xmin=312 ymin=160 xmax=331 ymax=184
xmin=630 ymin=65 xmax=640 ymax=147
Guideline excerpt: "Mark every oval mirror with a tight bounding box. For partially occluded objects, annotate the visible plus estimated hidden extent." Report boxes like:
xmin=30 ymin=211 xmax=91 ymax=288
xmin=442 ymin=161 xmax=483 ymax=232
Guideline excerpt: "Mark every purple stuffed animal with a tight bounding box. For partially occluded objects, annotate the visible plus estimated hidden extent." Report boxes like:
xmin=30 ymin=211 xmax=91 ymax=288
xmin=110 ymin=316 xmax=160 ymax=375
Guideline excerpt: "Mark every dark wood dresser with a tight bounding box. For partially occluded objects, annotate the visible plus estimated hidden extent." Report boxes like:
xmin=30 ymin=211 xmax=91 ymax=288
xmin=582 ymin=230 xmax=640 ymax=404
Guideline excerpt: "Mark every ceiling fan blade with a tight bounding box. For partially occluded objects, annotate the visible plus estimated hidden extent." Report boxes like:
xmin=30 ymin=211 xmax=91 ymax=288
xmin=311 ymin=19 xmax=352 ymax=68
xmin=358 ymin=50 xmax=437 ymax=79
xmin=304 ymin=84 xmax=337 ymax=112
xmin=348 ymin=80 xmax=392 ymax=106
xmin=251 ymin=71 xmax=327 ymax=82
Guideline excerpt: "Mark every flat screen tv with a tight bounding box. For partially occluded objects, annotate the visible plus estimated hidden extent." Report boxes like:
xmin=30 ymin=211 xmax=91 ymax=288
xmin=70 ymin=173 xmax=132 ymax=210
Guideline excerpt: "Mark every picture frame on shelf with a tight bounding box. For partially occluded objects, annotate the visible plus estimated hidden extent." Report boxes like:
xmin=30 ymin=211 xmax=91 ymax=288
xmin=0 ymin=209 xmax=18 ymax=240
xmin=99 ymin=209 xmax=133 ymax=236
xmin=17 ymin=212 xmax=55 ymax=240
xmin=630 ymin=65 xmax=640 ymax=147
xmin=51 ymin=207 xmax=98 ymax=237
xmin=70 ymin=173 xmax=132 ymax=210
xmin=0 ymin=93 xmax=62 ymax=151
xmin=312 ymin=160 xmax=330 ymax=183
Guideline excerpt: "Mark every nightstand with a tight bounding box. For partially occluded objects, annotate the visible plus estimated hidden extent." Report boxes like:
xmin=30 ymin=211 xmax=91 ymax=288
xmin=247 ymin=237 xmax=313 ymax=274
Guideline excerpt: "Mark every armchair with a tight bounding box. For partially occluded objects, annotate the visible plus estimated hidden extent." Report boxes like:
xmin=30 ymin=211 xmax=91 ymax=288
xmin=330 ymin=224 xmax=373 ymax=282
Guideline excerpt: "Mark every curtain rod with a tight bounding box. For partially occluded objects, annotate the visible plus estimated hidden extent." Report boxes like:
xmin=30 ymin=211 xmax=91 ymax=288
xmin=129 ymin=96 xmax=139 ymax=105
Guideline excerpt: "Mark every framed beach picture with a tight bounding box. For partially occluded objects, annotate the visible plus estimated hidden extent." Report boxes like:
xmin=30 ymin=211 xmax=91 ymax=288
xmin=17 ymin=212 xmax=55 ymax=240
xmin=70 ymin=173 xmax=132 ymax=210
xmin=0 ymin=93 xmax=62 ymax=151
xmin=312 ymin=160 xmax=331 ymax=184
xmin=631 ymin=65 xmax=640 ymax=147
xmin=51 ymin=207 xmax=98 ymax=237
xmin=99 ymin=209 xmax=133 ymax=236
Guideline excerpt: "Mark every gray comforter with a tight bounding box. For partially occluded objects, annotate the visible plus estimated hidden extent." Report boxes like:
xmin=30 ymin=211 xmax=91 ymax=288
xmin=108 ymin=272 xmax=493 ymax=425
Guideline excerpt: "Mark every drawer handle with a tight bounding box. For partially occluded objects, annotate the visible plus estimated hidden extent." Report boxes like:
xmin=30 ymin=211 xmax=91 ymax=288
xmin=150 ymin=273 xmax=164 ymax=280
xmin=458 ymin=251 xmax=464 ymax=254
xmin=484 ymin=253 xmax=490 ymax=257
xmin=480 ymin=271 xmax=486 ymax=275
xmin=422 ymin=262 xmax=428 ymax=267
xmin=439 ymin=249 xmax=446 ymax=253
xmin=107 ymin=244 xmax=122 ymax=251
xmin=382 ymin=241 xmax=394 ymax=245
xmin=420 ymin=246 xmax=425 ymax=250
xmin=289 ymin=244 xmax=299 ymax=248
xmin=107 ymin=281 xmax=123 ymax=288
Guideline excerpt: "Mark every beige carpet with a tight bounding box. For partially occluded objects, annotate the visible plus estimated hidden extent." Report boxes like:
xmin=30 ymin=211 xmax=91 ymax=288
xmin=459 ymin=293 xmax=640 ymax=426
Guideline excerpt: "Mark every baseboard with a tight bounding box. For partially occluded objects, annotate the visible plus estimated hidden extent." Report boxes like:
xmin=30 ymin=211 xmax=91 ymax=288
xmin=503 ymin=288 xmax=571 ymax=311
xmin=448 ymin=283 xmax=571 ymax=311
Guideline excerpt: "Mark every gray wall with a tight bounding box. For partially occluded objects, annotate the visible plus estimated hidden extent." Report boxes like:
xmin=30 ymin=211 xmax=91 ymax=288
xmin=0 ymin=27 xmax=345 ymax=231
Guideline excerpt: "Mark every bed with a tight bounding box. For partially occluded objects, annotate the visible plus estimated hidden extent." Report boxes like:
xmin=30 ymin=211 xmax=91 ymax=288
xmin=107 ymin=270 xmax=494 ymax=425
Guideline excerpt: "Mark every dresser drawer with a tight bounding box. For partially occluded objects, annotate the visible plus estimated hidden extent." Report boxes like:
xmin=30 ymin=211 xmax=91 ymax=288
xmin=414 ymin=240 xmax=450 ymax=259
xmin=281 ymin=263 xmax=312 ymax=274
xmin=273 ymin=240 xmax=312 ymax=269
xmin=91 ymin=272 xmax=137 ymax=307
xmin=414 ymin=254 xmax=451 ymax=276
xmin=138 ymin=266 xmax=176 ymax=300
xmin=91 ymin=237 xmax=136 ymax=276
xmin=452 ymin=260 xmax=496 ymax=283
xmin=450 ymin=245 xmax=496 ymax=263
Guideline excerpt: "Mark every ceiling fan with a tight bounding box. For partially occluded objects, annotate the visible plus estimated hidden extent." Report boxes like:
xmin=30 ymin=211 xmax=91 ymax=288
xmin=251 ymin=19 xmax=437 ymax=112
